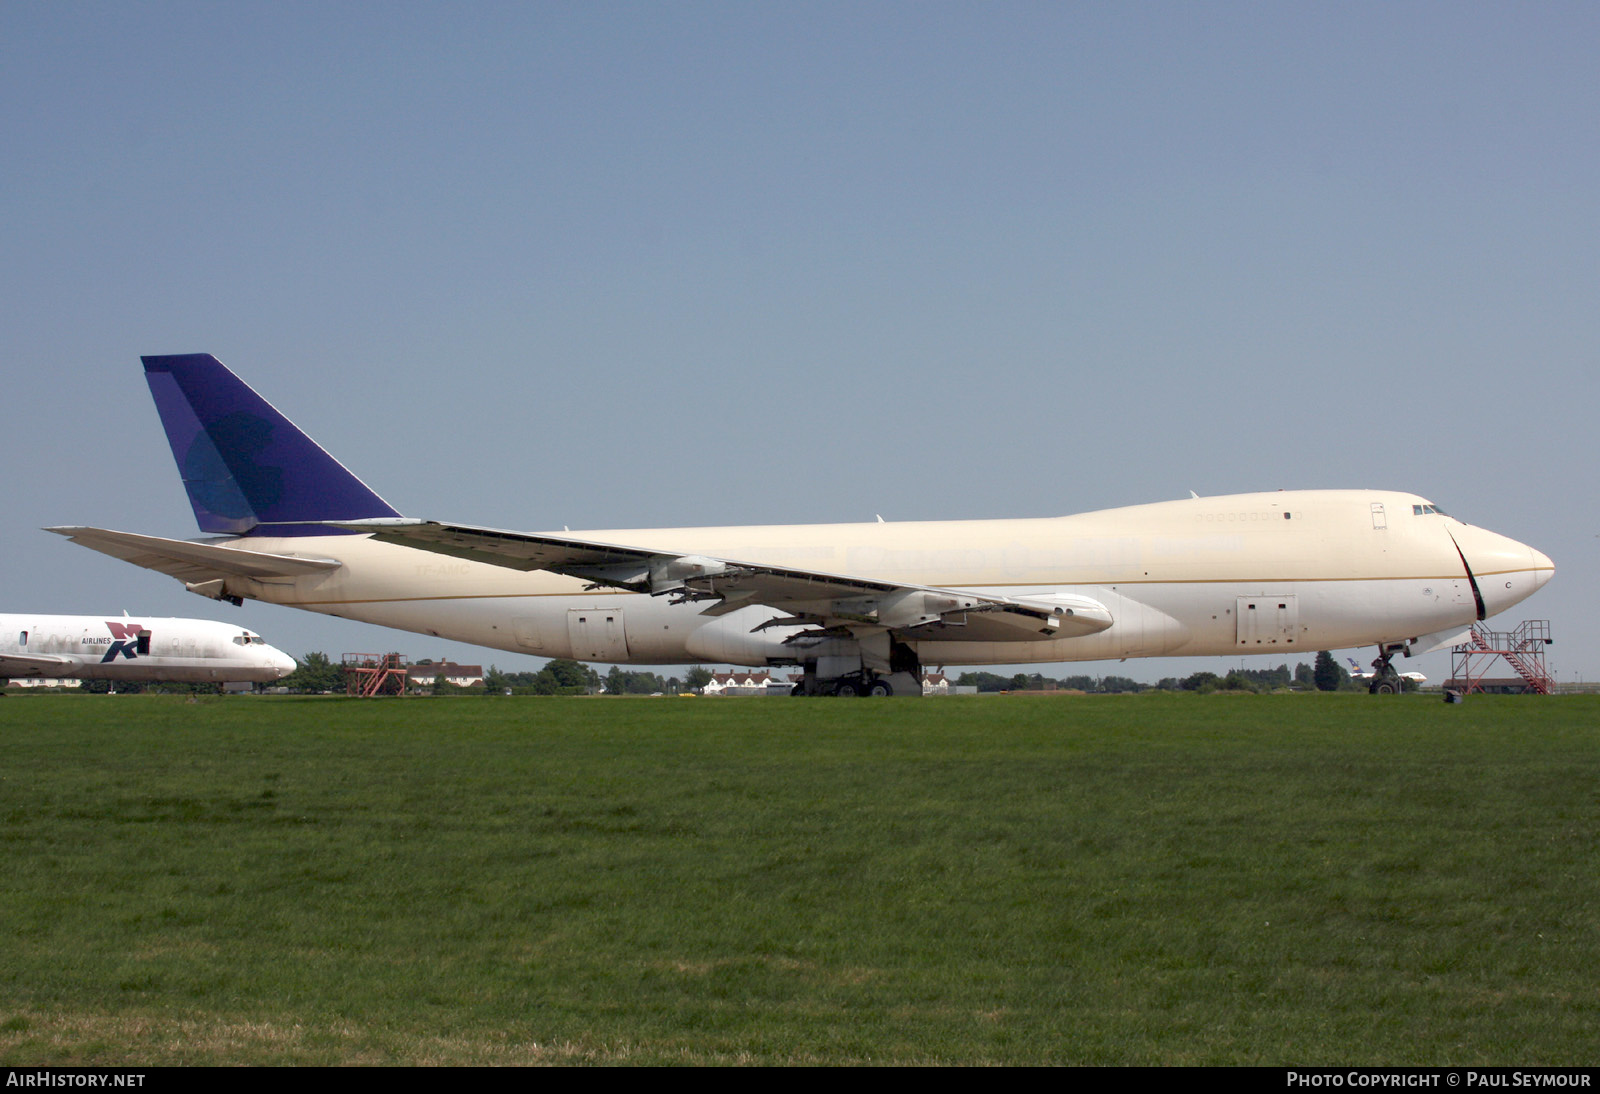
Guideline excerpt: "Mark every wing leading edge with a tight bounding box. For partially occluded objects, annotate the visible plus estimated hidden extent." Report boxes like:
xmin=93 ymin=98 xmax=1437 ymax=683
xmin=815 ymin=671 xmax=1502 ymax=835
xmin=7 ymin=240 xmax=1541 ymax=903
xmin=344 ymin=519 xmax=1114 ymax=644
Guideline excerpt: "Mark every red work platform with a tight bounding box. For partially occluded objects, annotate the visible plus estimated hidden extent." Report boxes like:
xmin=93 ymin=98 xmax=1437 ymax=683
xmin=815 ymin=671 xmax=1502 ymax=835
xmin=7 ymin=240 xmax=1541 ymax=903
xmin=1447 ymin=621 xmax=1553 ymax=695
xmin=343 ymin=652 xmax=410 ymax=697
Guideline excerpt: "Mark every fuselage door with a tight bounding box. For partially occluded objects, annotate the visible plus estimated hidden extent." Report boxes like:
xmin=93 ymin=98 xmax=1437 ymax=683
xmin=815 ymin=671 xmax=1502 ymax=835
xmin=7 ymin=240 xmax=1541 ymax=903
xmin=567 ymin=608 xmax=629 ymax=661
xmin=1236 ymin=595 xmax=1299 ymax=648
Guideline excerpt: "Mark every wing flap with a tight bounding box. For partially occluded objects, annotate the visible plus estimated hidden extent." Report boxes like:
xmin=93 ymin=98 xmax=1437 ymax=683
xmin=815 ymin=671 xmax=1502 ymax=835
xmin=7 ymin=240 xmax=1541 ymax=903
xmin=47 ymin=527 xmax=341 ymax=583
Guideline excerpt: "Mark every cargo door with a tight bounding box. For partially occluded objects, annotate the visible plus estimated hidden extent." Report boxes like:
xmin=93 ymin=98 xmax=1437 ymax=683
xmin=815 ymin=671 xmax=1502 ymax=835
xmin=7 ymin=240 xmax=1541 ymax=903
xmin=567 ymin=608 xmax=629 ymax=661
xmin=1235 ymin=595 xmax=1299 ymax=648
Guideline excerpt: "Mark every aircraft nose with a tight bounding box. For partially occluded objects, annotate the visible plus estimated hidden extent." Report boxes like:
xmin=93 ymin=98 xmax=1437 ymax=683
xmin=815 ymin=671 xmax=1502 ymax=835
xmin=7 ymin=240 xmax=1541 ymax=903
xmin=1530 ymin=547 xmax=1555 ymax=591
xmin=269 ymin=650 xmax=297 ymax=678
xmin=1451 ymin=522 xmax=1554 ymax=618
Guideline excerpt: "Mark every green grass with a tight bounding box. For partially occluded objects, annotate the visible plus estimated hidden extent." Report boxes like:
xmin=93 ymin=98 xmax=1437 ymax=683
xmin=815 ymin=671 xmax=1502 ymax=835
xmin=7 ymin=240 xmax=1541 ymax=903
xmin=1 ymin=692 xmax=1596 ymax=1065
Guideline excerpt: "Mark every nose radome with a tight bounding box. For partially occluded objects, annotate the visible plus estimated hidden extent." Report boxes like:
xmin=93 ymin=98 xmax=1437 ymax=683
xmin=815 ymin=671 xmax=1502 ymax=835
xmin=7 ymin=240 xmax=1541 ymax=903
xmin=1450 ymin=521 xmax=1553 ymax=617
xmin=1451 ymin=522 xmax=1541 ymax=577
xmin=1530 ymin=547 xmax=1555 ymax=590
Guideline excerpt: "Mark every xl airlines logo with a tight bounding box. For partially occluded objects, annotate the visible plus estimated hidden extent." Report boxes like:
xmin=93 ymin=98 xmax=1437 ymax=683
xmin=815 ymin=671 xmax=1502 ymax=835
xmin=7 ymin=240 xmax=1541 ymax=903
xmin=101 ymin=621 xmax=151 ymax=662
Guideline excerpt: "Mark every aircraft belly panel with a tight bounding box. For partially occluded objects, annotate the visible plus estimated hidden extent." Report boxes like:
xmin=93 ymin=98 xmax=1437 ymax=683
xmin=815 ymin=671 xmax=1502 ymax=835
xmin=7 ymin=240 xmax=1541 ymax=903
xmin=511 ymin=616 xmax=544 ymax=652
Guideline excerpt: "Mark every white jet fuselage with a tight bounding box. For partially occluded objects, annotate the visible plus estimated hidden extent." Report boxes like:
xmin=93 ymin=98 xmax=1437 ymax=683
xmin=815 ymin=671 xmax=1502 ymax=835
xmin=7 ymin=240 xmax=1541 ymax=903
xmin=0 ymin=615 xmax=297 ymax=684
xmin=207 ymin=490 xmax=1551 ymax=668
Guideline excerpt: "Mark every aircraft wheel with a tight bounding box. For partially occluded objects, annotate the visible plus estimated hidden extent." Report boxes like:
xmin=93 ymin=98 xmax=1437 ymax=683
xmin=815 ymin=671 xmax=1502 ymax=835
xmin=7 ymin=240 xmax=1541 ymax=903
xmin=1371 ymin=679 xmax=1398 ymax=695
xmin=833 ymin=679 xmax=863 ymax=697
xmin=867 ymin=679 xmax=894 ymax=697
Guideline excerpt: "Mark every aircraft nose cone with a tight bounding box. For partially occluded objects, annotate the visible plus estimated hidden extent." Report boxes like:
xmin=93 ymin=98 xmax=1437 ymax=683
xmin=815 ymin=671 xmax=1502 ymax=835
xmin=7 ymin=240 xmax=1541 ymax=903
xmin=269 ymin=651 xmax=297 ymax=678
xmin=1452 ymin=522 xmax=1554 ymax=618
xmin=1531 ymin=547 xmax=1555 ymax=590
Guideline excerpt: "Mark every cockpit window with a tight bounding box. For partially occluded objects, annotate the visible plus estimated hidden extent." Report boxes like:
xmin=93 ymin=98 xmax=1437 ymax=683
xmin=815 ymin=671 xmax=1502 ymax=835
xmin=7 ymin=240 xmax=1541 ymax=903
xmin=1412 ymin=504 xmax=1448 ymax=516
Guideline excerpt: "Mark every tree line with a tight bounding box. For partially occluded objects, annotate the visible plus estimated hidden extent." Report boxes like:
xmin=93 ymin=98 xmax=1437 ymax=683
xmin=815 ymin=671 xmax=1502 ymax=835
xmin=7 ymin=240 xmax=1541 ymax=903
xmin=956 ymin=652 xmax=1401 ymax=694
xmin=268 ymin=650 xmax=1398 ymax=696
xmin=277 ymin=654 xmax=710 ymax=696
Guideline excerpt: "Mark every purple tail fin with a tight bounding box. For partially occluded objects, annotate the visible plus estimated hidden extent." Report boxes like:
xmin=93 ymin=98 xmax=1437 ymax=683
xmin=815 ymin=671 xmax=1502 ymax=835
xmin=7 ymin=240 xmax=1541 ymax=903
xmin=143 ymin=354 xmax=401 ymax=536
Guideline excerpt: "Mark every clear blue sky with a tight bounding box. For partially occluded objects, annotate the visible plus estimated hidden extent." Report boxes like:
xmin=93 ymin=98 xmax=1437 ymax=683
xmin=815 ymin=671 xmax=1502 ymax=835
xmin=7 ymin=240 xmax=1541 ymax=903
xmin=4 ymin=2 xmax=1594 ymax=683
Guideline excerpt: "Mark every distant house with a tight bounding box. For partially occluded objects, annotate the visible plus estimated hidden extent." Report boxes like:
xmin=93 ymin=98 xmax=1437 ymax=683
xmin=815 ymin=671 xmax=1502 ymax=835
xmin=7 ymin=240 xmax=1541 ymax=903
xmin=703 ymin=670 xmax=779 ymax=696
xmin=700 ymin=670 xmax=953 ymax=696
xmin=408 ymin=661 xmax=484 ymax=691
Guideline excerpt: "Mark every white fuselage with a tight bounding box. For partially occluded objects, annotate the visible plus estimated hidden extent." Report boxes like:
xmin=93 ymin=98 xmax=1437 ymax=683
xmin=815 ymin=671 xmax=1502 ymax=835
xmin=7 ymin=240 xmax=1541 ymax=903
xmin=200 ymin=490 xmax=1552 ymax=668
xmin=0 ymin=615 xmax=297 ymax=684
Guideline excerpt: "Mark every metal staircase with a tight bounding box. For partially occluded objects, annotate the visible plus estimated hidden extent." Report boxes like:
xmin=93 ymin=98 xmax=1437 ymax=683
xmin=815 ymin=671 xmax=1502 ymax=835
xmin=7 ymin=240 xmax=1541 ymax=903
xmin=343 ymin=652 xmax=410 ymax=697
xmin=1449 ymin=621 xmax=1553 ymax=694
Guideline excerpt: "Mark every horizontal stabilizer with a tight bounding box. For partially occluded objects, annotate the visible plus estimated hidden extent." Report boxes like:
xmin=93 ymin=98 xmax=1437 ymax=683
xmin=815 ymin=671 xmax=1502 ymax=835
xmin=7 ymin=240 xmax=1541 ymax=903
xmin=47 ymin=526 xmax=341 ymax=584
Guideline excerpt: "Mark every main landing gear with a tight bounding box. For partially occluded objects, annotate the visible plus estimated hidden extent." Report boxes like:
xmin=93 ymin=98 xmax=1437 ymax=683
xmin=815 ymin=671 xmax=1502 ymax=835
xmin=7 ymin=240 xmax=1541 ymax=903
xmin=825 ymin=672 xmax=901 ymax=697
xmin=791 ymin=636 xmax=923 ymax=697
xmin=788 ymin=668 xmax=919 ymax=697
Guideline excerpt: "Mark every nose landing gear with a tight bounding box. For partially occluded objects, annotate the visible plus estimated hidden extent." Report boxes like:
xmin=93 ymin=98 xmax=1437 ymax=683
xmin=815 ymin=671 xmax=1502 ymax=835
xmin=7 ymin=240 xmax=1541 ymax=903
xmin=1368 ymin=643 xmax=1408 ymax=694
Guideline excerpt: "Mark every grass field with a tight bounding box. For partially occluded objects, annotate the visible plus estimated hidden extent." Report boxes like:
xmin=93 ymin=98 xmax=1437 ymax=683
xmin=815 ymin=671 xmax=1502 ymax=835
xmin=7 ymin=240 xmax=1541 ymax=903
xmin=1 ymin=692 xmax=1596 ymax=1065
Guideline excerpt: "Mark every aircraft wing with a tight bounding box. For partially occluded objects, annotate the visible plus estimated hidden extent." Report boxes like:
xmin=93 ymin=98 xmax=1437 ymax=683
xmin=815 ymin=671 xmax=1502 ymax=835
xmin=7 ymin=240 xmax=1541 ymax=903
xmin=47 ymin=527 xmax=341 ymax=584
xmin=345 ymin=519 xmax=1114 ymax=643
xmin=0 ymin=653 xmax=76 ymax=678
